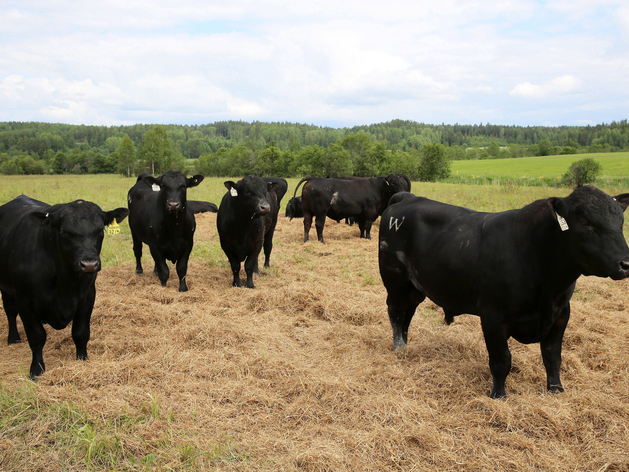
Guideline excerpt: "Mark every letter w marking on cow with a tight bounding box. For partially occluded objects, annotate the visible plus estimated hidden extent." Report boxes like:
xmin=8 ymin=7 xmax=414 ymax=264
xmin=389 ymin=216 xmax=405 ymax=231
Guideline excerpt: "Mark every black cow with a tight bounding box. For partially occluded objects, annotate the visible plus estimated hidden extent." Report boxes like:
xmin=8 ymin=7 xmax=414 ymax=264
xmin=217 ymin=175 xmax=280 ymax=288
xmin=379 ymin=186 xmax=629 ymax=398
xmin=127 ymin=171 xmax=210 ymax=292
xmin=285 ymin=195 xmax=355 ymax=226
xmin=187 ymin=200 xmax=218 ymax=214
xmin=0 ymin=195 xmax=128 ymax=378
xmin=285 ymin=196 xmax=303 ymax=220
xmin=294 ymin=174 xmax=408 ymax=243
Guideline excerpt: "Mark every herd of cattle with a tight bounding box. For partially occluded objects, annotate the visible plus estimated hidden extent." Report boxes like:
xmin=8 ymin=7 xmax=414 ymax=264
xmin=1 ymin=171 xmax=629 ymax=399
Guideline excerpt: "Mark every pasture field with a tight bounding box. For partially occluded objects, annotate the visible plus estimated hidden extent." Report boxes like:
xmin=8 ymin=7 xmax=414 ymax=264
xmin=450 ymin=151 xmax=629 ymax=187
xmin=1 ymin=175 xmax=629 ymax=471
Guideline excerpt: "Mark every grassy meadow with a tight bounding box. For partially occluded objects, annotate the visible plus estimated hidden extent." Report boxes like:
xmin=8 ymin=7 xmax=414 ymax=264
xmin=449 ymin=151 xmax=629 ymax=187
xmin=1 ymin=173 xmax=629 ymax=471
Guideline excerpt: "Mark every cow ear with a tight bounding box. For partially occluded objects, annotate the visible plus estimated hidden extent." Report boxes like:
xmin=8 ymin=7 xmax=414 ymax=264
xmin=29 ymin=211 xmax=50 ymax=226
xmin=187 ymin=175 xmax=204 ymax=188
xmin=549 ymin=197 xmax=568 ymax=217
xmin=143 ymin=175 xmax=159 ymax=187
xmin=224 ymin=181 xmax=236 ymax=190
xmin=103 ymin=208 xmax=129 ymax=226
xmin=613 ymin=193 xmax=629 ymax=212
xmin=268 ymin=182 xmax=280 ymax=192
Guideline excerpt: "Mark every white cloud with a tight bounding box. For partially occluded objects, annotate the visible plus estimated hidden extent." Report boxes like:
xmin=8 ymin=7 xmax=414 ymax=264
xmin=509 ymin=75 xmax=582 ymax=99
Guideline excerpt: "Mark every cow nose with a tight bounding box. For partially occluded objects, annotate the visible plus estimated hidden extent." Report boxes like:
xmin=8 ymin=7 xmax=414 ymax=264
xmin=620 ymin=259 xmax=629 ymax=273
xmin=259 ymin=203 xmax=270 ymax=214
xmin=167 ymin=201 xmax=181 ymax=212
xmin=80 ymin=260 xmax=100 ymax=273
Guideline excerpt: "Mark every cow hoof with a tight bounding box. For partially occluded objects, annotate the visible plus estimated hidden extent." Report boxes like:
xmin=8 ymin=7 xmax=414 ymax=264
xmin=548 ymin=384 xmax=565 ymax=394
xmin=135 ymin=269 xmax=143 ymax=274
xmin=8 ymin=337 xmax=21 ymax=345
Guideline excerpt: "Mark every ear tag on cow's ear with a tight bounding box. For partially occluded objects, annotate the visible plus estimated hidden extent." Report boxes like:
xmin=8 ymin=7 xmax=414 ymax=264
xmin=557 ymin=213 xmax=569 ymax=231
xmin=152 ymin=184 xmax=160 ymax=192
xmin=107 ymin=220 xmax=120 ymax=235
xmin=230 ymin=188 xmax=238 ymax=197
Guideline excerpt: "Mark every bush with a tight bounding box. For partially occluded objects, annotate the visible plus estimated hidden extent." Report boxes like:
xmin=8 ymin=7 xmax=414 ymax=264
xmin=418 ymin=143 xmax=451 ymax=182
xmin=562 ymin=157 xmax=602 ymax=188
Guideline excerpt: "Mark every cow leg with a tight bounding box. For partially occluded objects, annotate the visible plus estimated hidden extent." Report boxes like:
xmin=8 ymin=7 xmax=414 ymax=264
xmin=314 ymin=213 xmax=326 ymax=243
xmin=363 ymin=220 xmax=373 ymax=240
xmin=2 ymin=290 xmax=21 ymax=344
xmin=175 ymin=250 xmax=191 ymax=292
xmin=20 ymin=312 xmax=47 ymax=379
xmin=132 ymin=235 xmax=144 ymax=274
xmin=225 ymin=253 xmax=242 ymax=287
xmin=263 ymin=229 xmax=275 ymax=268
xmin=540 ymin=305 xmax=570 ymax=394
xmin=72 ymin=293 xmax=95 ymax=361
xmin=244 ymin=254 xmax=258 ymax=289
xmin=303 ymin=212 xmax=312 ymax=243
xmin=480 ymin=316 xmax=512 ymax=399
xmin=357 ymin=219 xmax=367 ymax=238
xmin=386 ymin=285 xmax=425 ymax=350
xmin=149 ymin=247 xmax=169 ymax=287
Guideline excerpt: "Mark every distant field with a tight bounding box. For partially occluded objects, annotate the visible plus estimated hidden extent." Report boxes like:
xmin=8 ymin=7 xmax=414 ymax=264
xmin=451 ymin=152 xmax=629 ymax=178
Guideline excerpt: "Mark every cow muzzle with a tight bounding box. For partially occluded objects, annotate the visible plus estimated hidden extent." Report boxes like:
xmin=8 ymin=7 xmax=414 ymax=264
xmin=615 ymin=259 xmax=629 ymax=280
xmin=79 ymin=260 xmax=101 ymax=273
xmin=166 ymin=200 xmax=182 ymax=212
xmin=252 ymin=203 xmax=270 ymax=219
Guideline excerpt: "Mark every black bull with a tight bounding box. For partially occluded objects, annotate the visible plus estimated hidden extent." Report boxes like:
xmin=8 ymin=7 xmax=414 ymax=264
xmin=294 ymin=174 xmax=409 ymax=243
xmin=0 ymin=196 xmax=129 ymax=379
xmin=379 ymin=186 xmax=629 ymax=398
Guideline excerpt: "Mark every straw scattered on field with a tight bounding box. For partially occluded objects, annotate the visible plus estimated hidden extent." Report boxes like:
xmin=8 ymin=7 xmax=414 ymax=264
xmin=1 ymin=212 xmax=629 ymax=471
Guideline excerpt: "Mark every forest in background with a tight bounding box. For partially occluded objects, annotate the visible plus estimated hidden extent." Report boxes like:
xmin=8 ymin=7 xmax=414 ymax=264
xmin=0 ymin=119 xmax=628 ymax=179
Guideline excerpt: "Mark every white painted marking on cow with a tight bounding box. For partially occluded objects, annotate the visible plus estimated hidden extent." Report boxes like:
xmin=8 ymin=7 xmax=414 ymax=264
xmin=389 ymin=216 xmax=405 ymax=231
xmin=557 ymin=213 xmax=569 ymax=231
xmin=330 ymin=191 xmax=339 ymax=205
xmin=152 ymin=184 xmax=160 ymax=192
xmin=230 ymin=188 xmax=238 ymax=197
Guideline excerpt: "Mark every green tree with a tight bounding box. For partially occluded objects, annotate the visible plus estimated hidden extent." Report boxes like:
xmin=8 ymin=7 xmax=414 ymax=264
xmin=418 ymin=143 xmax=451 ymax=182
xmin=537 ymin=140 xmax=552 ymax=156
xmin=562 ymin=157 xmax=602 ymax=188
xmin=138 ymin=125 xmax=175 ymax=175
xmin=116 ymin=134 xmax=136 ymax=177
xmin=487 ymin=141 xmax=500 ymax=158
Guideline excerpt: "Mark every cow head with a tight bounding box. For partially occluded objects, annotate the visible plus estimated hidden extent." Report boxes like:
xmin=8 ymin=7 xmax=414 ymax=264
xmin=549 ymin=186 xmax=629 ymax=280
xmin=30 ymin=200 xmax=129 ymax=274
xmin=224 ymin=175 xmax=279 ymax=219
xmin=143 ymin=170 xmax=204 ymax=214
xmin=285 ymin=197 xmax=303 ymax=220
xmin=381 ymin=174 xmax=410 ymax=208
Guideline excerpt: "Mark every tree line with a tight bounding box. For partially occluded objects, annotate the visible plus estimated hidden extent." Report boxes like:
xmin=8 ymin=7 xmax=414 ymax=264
xmin=0 ymin=119 xmax=627 ymax=178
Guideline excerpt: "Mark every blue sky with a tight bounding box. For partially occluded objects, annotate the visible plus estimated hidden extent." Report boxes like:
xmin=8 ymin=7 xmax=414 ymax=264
xmin=0 ymin=0 xmax=628 ymax=128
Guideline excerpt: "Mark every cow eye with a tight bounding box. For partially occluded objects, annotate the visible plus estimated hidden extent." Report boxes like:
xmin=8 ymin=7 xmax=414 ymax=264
xmin=582 ymin=220 xmax=594 ymax=231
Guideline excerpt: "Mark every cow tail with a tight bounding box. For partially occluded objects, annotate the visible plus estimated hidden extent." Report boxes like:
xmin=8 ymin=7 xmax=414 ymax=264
xmin=292 ymin=177 xmax=312 ymax=199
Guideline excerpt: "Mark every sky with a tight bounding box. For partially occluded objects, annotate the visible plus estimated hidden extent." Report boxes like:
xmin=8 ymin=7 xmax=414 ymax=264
xmin=1 ymin=0 xmax=628 ymax=128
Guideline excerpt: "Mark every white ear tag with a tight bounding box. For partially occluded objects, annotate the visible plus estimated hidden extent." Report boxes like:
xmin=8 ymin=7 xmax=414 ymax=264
xmin=230 ymin=188 xmax=238 ymax=197
xmin=152 ymin=184 xmax=160 ymax=192
xmin=557 ymin=213 xmax=569 ymax=231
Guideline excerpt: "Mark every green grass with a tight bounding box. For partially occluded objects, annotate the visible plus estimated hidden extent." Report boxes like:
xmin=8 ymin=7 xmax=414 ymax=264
xmin=451 ymin=152 xmax=629 ymax=179
xmin=0 ymin=382 xmax=251 ymax=471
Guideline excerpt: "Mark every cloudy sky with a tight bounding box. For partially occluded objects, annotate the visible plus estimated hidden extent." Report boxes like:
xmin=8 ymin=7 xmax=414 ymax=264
xmin=1 ymin=1 xmax=628 ymax=128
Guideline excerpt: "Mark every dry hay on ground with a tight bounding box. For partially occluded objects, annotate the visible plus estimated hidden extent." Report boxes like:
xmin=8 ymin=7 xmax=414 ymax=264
xmin=1 ymin=212 xmax=629 ymax=471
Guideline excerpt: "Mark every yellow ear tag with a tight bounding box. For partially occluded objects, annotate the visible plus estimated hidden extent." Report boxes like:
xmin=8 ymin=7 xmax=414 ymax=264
xmin=107 ymin=221 xmax=120 ymax=235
